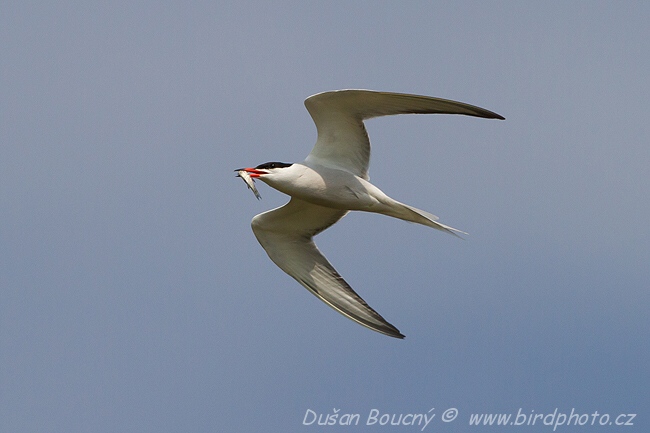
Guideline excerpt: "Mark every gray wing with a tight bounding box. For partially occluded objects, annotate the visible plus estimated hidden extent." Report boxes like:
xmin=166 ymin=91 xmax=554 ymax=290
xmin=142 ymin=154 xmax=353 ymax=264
xmin=304 ymin=89 xmax=505 ymax=179
xmin=251 ymin=198 xmax=404 ymax=338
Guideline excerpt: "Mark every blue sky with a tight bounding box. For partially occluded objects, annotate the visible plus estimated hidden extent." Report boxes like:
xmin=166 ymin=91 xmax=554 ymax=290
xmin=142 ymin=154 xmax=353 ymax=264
xmin=1 ymin=2 xmax=648 ymax=432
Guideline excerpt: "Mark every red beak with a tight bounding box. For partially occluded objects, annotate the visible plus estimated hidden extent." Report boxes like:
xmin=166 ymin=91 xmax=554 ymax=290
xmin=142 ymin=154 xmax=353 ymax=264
xmin=237 ymin=167 xmax=267 ymax=178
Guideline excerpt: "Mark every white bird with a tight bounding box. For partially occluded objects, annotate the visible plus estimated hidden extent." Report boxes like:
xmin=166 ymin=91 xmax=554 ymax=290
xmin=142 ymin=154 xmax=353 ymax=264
xmin=236 ymin=90 xmax=504 ymax=338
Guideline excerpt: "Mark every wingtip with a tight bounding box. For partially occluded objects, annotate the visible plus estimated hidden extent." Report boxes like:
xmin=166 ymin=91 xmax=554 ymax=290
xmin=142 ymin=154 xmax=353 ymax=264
xmin=447 ymin=228 xmax=468 ymax=240
xmin=378 ymin=324 xmax=406 ymax=339
xmin=482 ymin=110 xmax=505 ymax=120
xmin=378 ymin=329 xmax=406 ymax=339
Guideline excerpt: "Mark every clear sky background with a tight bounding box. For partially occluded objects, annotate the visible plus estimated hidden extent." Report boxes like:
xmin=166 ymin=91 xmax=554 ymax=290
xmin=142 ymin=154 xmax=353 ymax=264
xmin=2 ymin=2 xmax=648 ymax=432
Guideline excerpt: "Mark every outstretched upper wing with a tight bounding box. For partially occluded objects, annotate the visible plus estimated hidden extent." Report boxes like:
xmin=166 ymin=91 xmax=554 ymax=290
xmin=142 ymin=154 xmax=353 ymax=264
xmin=304 ymin=89 xmax=504 ymax=179
xmin=251 ymin=198 xmax=405 ymax=338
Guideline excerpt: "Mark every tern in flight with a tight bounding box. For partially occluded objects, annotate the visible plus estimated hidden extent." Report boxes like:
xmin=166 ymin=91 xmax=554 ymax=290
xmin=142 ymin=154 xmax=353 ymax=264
xmin=236 ymin=90 xmax=504 ymax=338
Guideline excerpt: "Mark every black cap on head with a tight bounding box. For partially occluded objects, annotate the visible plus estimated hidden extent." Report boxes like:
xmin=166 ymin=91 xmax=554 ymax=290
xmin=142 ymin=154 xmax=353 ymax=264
xmin=255 ymin=162 xmax=293 ymax=170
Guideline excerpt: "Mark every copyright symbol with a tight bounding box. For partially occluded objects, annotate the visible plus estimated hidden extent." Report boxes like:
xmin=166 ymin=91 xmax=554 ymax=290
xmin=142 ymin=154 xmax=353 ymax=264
xmin=441 ymin=408 xmax=458 ymax=422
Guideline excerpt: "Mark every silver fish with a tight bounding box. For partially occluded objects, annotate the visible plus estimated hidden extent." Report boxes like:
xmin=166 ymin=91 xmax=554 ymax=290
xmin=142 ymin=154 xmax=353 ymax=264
xmin=236 ymin=169 xmax=261 ymax=200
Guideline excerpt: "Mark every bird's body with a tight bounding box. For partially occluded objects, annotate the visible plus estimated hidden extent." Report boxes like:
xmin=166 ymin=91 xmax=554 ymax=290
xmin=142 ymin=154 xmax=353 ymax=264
xmin=260 ymin=162 xmax=386 ymax=211
xmin=236 ymin=90 xmax=504 ymax=338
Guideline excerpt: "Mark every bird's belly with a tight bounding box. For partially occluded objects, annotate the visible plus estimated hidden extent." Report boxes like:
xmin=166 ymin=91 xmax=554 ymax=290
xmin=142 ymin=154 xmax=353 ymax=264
xmin=294 ymin=186 xmax=368 ymax=210
xmin=273 ymin=169 xmax=384 ymax=211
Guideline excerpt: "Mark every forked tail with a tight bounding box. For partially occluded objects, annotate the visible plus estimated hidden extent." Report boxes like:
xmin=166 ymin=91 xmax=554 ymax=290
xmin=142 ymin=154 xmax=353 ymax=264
xmin=383 ymin=202 xmax=467 ymax=238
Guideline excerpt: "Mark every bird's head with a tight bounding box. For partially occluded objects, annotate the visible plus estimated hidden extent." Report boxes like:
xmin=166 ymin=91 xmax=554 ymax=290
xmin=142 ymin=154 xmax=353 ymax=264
xmin=235 ymin=162 xmax=294 ymax=178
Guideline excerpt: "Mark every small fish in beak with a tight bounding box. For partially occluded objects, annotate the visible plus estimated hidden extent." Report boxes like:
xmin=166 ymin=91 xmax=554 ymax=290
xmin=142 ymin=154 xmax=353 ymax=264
xmin=235 ymin=169 xmax=261 ymax=200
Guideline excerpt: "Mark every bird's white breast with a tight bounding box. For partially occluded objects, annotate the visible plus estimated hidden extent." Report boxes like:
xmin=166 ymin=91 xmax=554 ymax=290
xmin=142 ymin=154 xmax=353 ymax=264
xmin=260 ymin=163 xmax=384 ymax=211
